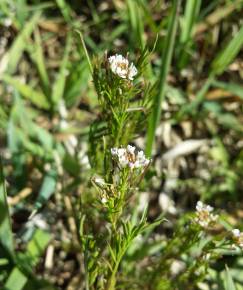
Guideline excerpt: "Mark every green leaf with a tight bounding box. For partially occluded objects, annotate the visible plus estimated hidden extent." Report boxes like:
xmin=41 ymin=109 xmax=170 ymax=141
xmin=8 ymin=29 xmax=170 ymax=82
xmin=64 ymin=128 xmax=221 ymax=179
xmin=26 ymin=229 xmax=51 ymax=266
xmin=56 ymin=0 xmax=72 ymax=23
xmin=35 ymin=169 xmax=57 ymax=210
xmin=126 ymin=0 xmax=145 ymax=48
xmin=6 ymin=12 xmax=41 ymax=74
xmin=108 ymin=243 xmax=117 ymax=264
xmin=211 ymin=26 xmax=243 ymax=75
xmin=2 ymin=75 xmax=50 ymax=110
xmin=64 ymin=61 xmax=90 ymax=107
xmin=16 ymin=229 xmax=51 ymax=273
xmin=180 ymin=0 xmax=201 ymax=44
xmin=0 ymin=157 xmax=14 ymax=257
xmin=178 ymin=0 xmax=201 ymax=68
xmin=4 ymin=267 xmax=27 ymax=290
xmin=225 ymin=266 xmax=236 ymax=290
xmin=31 ymin=29 xmax=50 ymax=96
xmin=51 ymin=33 xmax=72 ymax=106
xmin=146 ymin=0 xmax=181 ymax=156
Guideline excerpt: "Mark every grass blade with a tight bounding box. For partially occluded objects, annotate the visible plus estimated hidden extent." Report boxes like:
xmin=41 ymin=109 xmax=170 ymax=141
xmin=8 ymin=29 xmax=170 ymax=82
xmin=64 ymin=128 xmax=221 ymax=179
xmin=225 ymin=266 xmax=236 ymax=290
xmin=16 ymin=229 xmax=51 ymax=272
xmin=34 ymin=168 xmax=57 ymax=211
xmin=2 ymin=74 xmax=50 ymax=110
xmin=211 ymin=25 xmax=243 ymax=75
xmin=126 ymin=0 xmax=145 ymax=48
xmin=4 ymin=267 xmax=27 ymax=290
xmin=146 ymin=0 xmax=181 ymax=156
xmin=26 ymin=229 xmax=51 ymax=266
xmin=6 ymin=12 xmax=41 ymax=74
xmin=178 ymin=0 xmax=201 ymax=68
xmin=30 ymin=28 xmax=50 ymax=96
xmin=56 ymin=0 xmax=72 ymax=23
xmin=75 ymin=30 xmax=93 ymax=74
xmin=180 ymin=0 xmax=201 ymax=44
xmin=0 ymin=157 xmax=14 ymax=257
xmin=51 ymin=33 xmax=72 ymax=106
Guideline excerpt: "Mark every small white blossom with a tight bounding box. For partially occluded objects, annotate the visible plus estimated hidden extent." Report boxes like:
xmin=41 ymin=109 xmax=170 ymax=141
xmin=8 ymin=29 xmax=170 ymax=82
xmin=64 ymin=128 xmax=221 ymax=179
xmin=127 ymin=145 xmax=136 ymax=154
xmin=111 ymin=145 xmax=150 ymax=170
xmin=195 ymin=201 xmax=218 ymax=228
xmin=101 ymin=196 xmax=108 ymax=204
xmin=111 ymin=148 xmax=118 ymax=155
xmin=232 ymin=229 xmax=243 ymax=248
xmin=108 ymin=54 xmax=137 ymax=80
xmin=232 ymin=229 xmax=240 ymax=237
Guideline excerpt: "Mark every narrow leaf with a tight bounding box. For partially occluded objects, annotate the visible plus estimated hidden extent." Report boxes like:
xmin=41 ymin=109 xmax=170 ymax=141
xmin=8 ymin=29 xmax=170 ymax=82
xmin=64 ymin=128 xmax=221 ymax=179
xmin=225 ymin=266 xmax=236 ymax=290
xmin=7 ymin=12 xmax=41 ymax=74
xmin=4 ymin=267 xmax=27 ymax=290
xmin=32 ymin=29 xmax=50 ymax=95
xmin=211 ymin=26 xmax=243 ymax=75
xmin=34 ymin=169 xmax=57 ymax=210
xmin=51 ymin=33 xmax=72 ymax=106
xmin=26 ymin=229 xmax=51 ymax=266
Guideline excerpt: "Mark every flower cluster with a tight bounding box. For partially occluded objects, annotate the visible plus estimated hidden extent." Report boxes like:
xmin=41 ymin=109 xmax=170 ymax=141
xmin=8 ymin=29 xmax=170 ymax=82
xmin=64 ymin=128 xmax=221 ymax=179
xmin=232 ymin=229 xmax=243 ymax=249
xmin=108 ymin=54 xmax=137 ymax=80
xmin=195 ymin=201 xmax=218 ymax=228
xmin=111 ymin=145 xmax=150 ymax=169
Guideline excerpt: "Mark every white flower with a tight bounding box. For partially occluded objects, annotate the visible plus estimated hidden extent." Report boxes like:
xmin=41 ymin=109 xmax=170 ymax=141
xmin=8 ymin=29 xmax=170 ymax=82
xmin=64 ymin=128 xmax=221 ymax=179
xmin=111 ymin=145 xmax=150 ymax=170
xmin=195 ymin=201 xmax=218 ymax=228
xmin=232 ymin=229 xmax=243 ymax=248
xmin=111 ymin=148 xmax=118 ymax=155
xmin=108 ymin=54 xmax=137 ymax=80
xmin=128 ymin=62 xmax=137 ymax=80
xmin=101 ymin=196 xmax=108 ymax=204
xmin=127 ymin=145 xmax=136 ymax=154
xmin=232 ymin=229 xmax=241 ymax=237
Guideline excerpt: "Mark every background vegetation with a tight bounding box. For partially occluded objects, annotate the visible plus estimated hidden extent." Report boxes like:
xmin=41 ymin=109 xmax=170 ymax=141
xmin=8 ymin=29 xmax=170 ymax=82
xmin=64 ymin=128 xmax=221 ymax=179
xmin=0 ymin=0 xmax=243 ymax=289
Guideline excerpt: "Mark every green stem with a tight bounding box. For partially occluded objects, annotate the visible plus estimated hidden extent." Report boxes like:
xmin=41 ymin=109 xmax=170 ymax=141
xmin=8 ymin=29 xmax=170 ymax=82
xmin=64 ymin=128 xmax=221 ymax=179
xmin=84 ymin=250 xmax=90 ymax=290
xmin=75 ymin=30 xmax=93 ymax=74
xmin=106 ymin=262 xmax=119 ymax=290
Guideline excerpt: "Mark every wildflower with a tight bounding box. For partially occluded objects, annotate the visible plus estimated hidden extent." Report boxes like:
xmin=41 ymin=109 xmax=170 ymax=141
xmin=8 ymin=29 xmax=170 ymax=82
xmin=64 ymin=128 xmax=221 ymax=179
xmin=101 ymin=196 xmax=108 ymax=204
xmin=195 ymin=201 xmax=218 ymax=228
xmin=231 ymin=229 xmax=243 ymax=249
xmin=108 ymin=54 xmax=137 ymax=80
xmin=111 ymin=145 xmax=150 ymax=169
